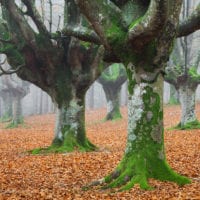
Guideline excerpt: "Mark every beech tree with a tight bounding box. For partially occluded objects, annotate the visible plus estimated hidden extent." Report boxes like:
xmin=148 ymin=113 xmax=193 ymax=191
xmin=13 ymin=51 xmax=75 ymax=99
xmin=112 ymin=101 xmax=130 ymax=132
xmin=66 ymin=0 xmax=200 ymax=190
xmin=0 ymin=74 xmax=30 ymax=127
xmin=98 ymin=63 xmax=126 ymax=120
xmin=0 ymin=0 xmax=105 ymax=152
xmin=0 ymin=55 xmax=30 ymax=127
xmin=165 ymin=40 xmax=200 ymax=129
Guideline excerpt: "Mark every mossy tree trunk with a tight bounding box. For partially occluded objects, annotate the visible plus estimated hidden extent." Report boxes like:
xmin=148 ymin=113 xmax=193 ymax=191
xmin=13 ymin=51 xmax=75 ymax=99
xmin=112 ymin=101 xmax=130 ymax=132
xmin=99 ymin=71 xmax=190 ymax=190
xmin=178 ymin=83 xmax=198 ymax=127
xmin=72 ymin=0 xmax=196 ymax=190
xmin=52 ymin=89 xmax=96 ymax=152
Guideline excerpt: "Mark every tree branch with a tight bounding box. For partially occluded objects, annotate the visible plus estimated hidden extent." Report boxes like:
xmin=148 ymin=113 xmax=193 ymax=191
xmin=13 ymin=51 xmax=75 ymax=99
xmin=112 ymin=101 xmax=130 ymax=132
xmin=75 ymin=0 xmax=126 ymax=49
xmin=62 ymin=26 xmax=101 ymax=44
xmin=0 ymin=58 xmax=24 ymax=76
xmin=0 ymin=0 xmax=35 ymax=44
xmin=177 ymin=3 xmax=200 ymax=37
xmin=128 ymin=0 xmax=168 ymax=47
xmin=21 ymin=0 xmax=51 ymax=37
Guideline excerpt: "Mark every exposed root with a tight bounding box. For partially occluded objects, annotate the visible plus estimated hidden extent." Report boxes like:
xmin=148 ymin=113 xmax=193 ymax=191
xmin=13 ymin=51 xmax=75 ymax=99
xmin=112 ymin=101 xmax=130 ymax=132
xmin=85 ymin=155 xmax=191 ymax=191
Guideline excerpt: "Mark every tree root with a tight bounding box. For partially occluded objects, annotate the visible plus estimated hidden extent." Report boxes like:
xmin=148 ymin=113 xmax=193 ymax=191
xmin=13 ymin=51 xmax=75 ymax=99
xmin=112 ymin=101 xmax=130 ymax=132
xmin=85 ymin=155 xmax=191 ymax=191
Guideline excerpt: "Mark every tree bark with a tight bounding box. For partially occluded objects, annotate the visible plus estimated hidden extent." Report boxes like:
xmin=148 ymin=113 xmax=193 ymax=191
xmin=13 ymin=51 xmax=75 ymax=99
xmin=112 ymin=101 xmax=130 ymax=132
xmin=178 ymin=84 xmax=197 ymax=126
xmin=102 ymin=84 xmax=122 ymax=120
xmin=0 ymin=92 xmax=12 ymax=121
xmin=51 ymin=91 xmax=96 ymax=152
xmin=11 ymin=95 xmax=23 ymax=125
xmin=102 ymin=73 xmax=190 ymax=190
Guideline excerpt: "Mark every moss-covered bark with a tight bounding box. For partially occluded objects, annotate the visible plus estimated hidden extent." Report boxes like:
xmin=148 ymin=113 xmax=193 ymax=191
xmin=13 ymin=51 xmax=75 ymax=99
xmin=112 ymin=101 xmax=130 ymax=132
xmin=50 ymin=93 xmax=96 ymax=153
xmin=32 ymin=94 xmax=96 ymax=154
xmin=89 ymin=74 xmax=190 ymax=191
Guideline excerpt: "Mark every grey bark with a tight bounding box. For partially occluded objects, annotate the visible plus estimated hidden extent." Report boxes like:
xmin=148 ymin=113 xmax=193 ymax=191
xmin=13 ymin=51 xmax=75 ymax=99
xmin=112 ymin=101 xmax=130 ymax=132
xmin=179 ymin=84 xmax=197 ymax=126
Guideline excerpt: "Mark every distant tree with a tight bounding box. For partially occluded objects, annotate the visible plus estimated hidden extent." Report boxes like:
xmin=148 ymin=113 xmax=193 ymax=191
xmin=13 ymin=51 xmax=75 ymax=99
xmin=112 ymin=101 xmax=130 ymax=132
xmin=0 ymin=0 xmax=105 ymax=153
xmin=165 ymin=0 xmax=200 ymax=129
xmin=0 ymin=59 xmax=30 ymax=127
xmin=98 ymin=63 xmax=127 ymax=120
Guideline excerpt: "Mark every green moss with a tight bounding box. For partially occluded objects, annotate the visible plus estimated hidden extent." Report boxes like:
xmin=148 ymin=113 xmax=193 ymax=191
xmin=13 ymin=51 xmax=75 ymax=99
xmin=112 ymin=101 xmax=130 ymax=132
xmin=129 ymin=16 xmax=144 ymax=30
xmin=5 ymin=117 xmax=24 ymax=129
xmin=96 ymin=84 xmax=190 ymax=191
xmin=80 ymin=41 xmax=91 ymax=49
xmin=101 ymin=64 xmax=123 ymax=81
xmin=189 ymin=67 xmax=200 ymax=82
xmin=168 ymin=97 xmax=179 ymax=105
xmin=104 ymin=108 xmax=122 ymax=121
xmin=29 ymin=130 xmax=97 ymax=155
xmin=172 ymin=120 xmax=200 ymax=130
xmin=1 ymin=43 xmax=24 ymax=65
xmin=126 ymin=68 xmax=136 ymax=95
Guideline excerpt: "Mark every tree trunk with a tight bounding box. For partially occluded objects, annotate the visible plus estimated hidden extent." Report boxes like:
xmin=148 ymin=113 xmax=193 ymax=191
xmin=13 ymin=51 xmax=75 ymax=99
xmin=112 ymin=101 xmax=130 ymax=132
xmin=1 ymin=92 xmax=12 ymax=121
xmin=178 ymin=84 xmax=197 ymax=127
xmin=11 ymin=95 xmax=23 ymax=126
xmin=45 ymin=92 xmax=96 ymax=153
xmin=103 ymin=74 xmax=190 ymax=190
xmin=169 ymin=84 xmax=179 ymax=104
xmin=103 ymin=84 xmax=122 ymax=120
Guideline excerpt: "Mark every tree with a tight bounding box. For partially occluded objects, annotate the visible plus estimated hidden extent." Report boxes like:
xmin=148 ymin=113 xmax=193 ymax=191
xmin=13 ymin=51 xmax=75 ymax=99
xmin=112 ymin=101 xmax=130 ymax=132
xmin=97 ymin=63 xmax=126 ymax=120
xmin=165 ymin=40 xmax=200 ymax=129
xmin=164 ymin=0 xmax=200 ymax=129
xmin=67 ymin=0 xmax=200 ymax=190
xmin=0 ymin=0 xmax=105 ymax=153
xmin=0 ymin=57 xmax=30 ymax=127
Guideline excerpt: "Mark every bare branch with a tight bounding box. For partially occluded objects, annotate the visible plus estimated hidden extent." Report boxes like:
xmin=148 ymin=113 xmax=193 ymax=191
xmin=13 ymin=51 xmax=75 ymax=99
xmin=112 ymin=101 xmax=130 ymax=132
xmin=0 ymin=58 xmax=24 ymax=76
xmin=48 ymin=0 xmax=53 ymax=33
xmin=128 ymin=0 xmax=168 ymax=47
xmin=75 ymin=0 xmax=125 ymax=49
xmin=177 ymin=3 xmax=200 ymax=37
xmin=62 ymin=26 xmax=101 ymax=44
xmin=0 ymin=0 xmax=35 ymax=44
xmin=21 ymin=0 xmax=50 ymax=37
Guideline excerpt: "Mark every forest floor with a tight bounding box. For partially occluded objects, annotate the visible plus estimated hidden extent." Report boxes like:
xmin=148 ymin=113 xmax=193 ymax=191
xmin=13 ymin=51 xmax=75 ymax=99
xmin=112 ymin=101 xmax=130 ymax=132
xmin=0 ymin=104 xmax=200 ymax=200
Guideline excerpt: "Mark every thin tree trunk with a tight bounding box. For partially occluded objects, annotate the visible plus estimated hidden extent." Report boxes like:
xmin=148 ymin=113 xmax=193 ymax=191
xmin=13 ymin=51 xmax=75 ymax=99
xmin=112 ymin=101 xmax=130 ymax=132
xmin=12 ymin=95 xmax=22 ymax=125
xmin=178 ymin=84 xmax=197 ymax=126
xmin=103 ymin=85 xmax=122 ymax=120
xmin=169 ymin=84 xmax=179 ymax=104
xmin=1 ymin=92 xmax=12 ymax=121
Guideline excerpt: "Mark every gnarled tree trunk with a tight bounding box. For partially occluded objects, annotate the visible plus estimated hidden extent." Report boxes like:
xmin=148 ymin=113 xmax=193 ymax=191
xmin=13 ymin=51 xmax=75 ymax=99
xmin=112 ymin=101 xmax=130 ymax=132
xmin=52 ymin=90 xmax=95 ymax=152
xmin=101 ymin=72 xmax=189 ymax=190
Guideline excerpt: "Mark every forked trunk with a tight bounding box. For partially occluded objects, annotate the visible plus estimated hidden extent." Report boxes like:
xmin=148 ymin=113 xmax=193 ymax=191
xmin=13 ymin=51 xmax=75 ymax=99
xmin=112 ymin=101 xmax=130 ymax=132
xmin=103 ymin=73 xmax=190 ymax=190
xmin=51 ymin=93 xmax=96 ymax=152
xmin=178 ymin=84 xmax=197 ymax=126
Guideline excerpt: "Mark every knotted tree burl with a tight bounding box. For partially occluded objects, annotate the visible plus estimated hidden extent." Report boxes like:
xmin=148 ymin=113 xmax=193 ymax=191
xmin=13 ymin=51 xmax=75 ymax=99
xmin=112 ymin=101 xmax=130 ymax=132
xmin=66 ymin=0 xmax=200 ymax=190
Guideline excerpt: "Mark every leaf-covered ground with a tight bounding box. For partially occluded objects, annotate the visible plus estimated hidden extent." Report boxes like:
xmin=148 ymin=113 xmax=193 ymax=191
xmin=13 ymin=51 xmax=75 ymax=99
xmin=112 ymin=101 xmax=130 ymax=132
xmin=0 ymin=104 xmax=199 ymax=199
